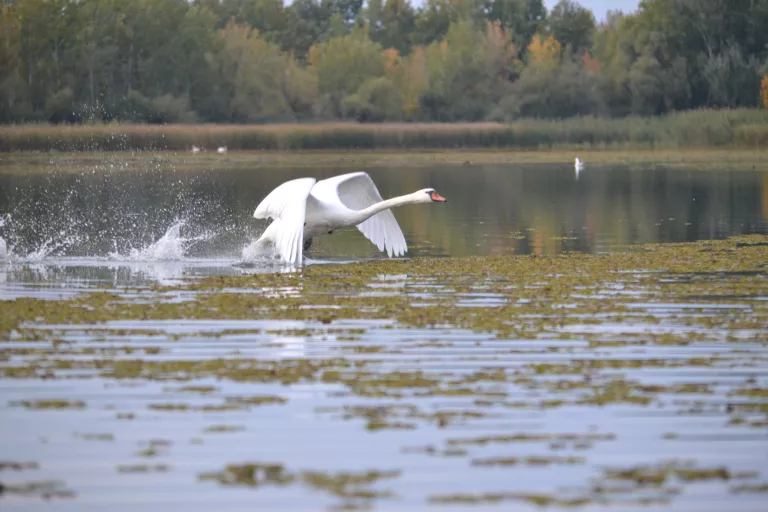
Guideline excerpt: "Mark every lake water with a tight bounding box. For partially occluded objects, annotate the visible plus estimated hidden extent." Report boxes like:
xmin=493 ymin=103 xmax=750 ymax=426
xmin=1 ymin=153 xmax=767 ymax=511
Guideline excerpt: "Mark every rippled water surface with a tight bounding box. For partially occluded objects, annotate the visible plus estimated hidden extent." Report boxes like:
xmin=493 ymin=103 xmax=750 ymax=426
xmin=1 ymin=153 xmax=767 ymax=511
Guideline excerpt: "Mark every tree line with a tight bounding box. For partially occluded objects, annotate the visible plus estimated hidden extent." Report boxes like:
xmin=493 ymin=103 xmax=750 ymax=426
xmin=1 ymin=0 xmax=767 ymax=125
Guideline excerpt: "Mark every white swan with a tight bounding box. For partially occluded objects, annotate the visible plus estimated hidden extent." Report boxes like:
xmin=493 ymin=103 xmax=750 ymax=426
xmin=246 ymin=171 xmax=447 ymax=266
xmin=574 ymin=157 xmax=584 ymax=177
xmin=217 ymin=146 xmax=227 ymax=154
xmin=191 ymin=145 xmax=201 ymax=153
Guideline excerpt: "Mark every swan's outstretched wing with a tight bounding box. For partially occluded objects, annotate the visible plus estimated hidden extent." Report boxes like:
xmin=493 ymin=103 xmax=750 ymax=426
xmin=313 ymin=172 xmax=407 ymax=257
xmin=253 ymin=177 xmax=316 ymax=265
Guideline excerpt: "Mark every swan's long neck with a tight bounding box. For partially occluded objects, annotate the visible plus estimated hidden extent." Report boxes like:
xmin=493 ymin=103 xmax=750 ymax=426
xmin=350 ymin=193 xmax=421 ymax=225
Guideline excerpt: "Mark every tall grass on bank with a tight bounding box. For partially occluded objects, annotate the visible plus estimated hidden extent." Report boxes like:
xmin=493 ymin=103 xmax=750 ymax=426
xmin=1 ymin=109 xmax=767 ymax=152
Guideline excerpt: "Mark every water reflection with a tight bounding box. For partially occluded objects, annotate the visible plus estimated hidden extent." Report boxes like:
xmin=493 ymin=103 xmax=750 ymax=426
xmin=0 ymin=160 xmax=766 ymax=263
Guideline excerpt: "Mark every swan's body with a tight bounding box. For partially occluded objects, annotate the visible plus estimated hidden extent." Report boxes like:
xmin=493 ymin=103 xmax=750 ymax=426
xmin=191 ymin=145 xmax=201 ymax=153
xmin=245 ymin=171 xmax=446 ymax=266
xmin=574 ymin=157 xmax=584 ymax=177
xmin=217 ymin=146 xmax=227 ymax=154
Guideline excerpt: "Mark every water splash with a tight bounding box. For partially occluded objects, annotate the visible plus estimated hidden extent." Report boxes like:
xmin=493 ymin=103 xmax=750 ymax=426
xmin=0 ymin=214 xmax=82 ymax=262
xmin=110 ymin=220 xmax=217 ymax=261
xmin=240 ymin=238 xmax=270 ymax=263
xmin=24 ymin=235 xmax=82 ymax=262
xmin=0 ymin=214 xmax=6 ymax=260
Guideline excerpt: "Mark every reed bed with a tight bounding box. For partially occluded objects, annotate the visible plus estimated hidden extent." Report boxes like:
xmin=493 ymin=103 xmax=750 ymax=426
xmin=1 ymin=109 xmax=767 ymax=152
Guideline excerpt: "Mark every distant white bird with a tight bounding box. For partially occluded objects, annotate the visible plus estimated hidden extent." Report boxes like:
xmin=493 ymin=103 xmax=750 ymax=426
xmin=574 ymin=157 xmax=584 ymax=177
xmin=217 ymin=146 xmax=227 ymax=154
xmin=191 ymin=145 xmax=201 ymax=153
xmin=246 ymin=171 xmax=447 ymax=266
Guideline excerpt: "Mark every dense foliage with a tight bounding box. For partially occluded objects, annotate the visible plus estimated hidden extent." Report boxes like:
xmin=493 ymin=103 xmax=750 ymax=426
xmin=1 ymin=0 xmax=767 ymax=124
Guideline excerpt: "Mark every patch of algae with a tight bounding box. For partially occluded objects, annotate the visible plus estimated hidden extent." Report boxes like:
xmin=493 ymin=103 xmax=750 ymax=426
xmin=1 ymin=236 xmax=765 ymax=347
xmin=0 ymin=480 xmax=76 ymax=499
xmin=117 ymin=464 xmax=169 ymax=473
xmin=0 ymin=461 xmax=39 ymax=471
xmin=9 ymin=399 xmax=86 ymax=410
xmin=429 ymin=493 xmax=592 ymax=507
xmin=447 ymin=432 xmax=616 ymax=447
xmin=146 ymin=395 xmax=286 ymax=413
xmin=429 ymin=460 xmax=757 ymax=507
xmin=471 ymin=455 xmax=586 ymax=467
xmin=199 ymin=462 xmax=400 ymax=510
xmin=167 ymin=385 xmax=219 ymax=394
xmin=203 ymin=425 xmax=245 ymax=433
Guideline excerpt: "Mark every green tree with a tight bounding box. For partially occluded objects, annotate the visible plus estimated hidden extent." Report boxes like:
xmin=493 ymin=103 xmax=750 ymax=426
xmin=308 ymin=28 xmax=385 ymax=117
xmin=634 ymin=0 xmax=767 ymax=109
xmin=280 ymin=53 xmax=319 ymax=119
xmin=485 ymin=0 xmax=546 ymax=56
xmin=342 ymin=76 xmax=403 ymax=121
xmin=0 ymin=3 xmax=29 ymax=120
xmin=701 ymin=42 xmax=762 ymax=108
xmin=279 ymin=0 xmax=364 ymax=60
xmin=494 ymin=34 xmax=604 ymax=120
xmin=547 ymin=0 xmax=595 ymax=57
xmin=421 ymin=19 xmax=520 ymax=120
xmin=412 ymin=0 xmax=486 ymax=47
xmin=216 ymin=22 xmax=291 ymax=121
xmin=201 ymin=0 xmax=287 ymax=40
xmin=366 ymin=0 xmax=417 ymax=55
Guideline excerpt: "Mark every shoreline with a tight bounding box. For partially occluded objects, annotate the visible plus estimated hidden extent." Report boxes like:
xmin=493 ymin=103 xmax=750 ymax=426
xmin=1 ymin=110 xmax=767 ymax=154
xmin=1 ymin=148 xmax=767 ymax=173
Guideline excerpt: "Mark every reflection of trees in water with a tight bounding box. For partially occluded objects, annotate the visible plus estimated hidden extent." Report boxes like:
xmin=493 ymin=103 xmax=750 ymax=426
xmin=0 ymin=163 xmax=765 ymax=258
xmin=381 ymin=164 xmax=767 ymax=256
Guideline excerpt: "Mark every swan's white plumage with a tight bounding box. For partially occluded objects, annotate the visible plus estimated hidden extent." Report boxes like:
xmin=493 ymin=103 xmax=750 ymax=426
xmin=311 ymin=172 xmax=407 ymax=257
xmin=253 ymin=177 xmax=316 ymax=265
xmin=254 ymin=177 xmax=317 ymax=221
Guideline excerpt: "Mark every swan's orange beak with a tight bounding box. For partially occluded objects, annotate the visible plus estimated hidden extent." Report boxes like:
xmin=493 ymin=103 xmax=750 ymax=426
xmin=430 ymin=191 xmax=447 ymax=202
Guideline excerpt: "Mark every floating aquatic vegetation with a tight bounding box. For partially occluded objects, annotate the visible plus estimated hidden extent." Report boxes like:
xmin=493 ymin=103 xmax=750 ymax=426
xmin=429 ymin=460 xmax=760 ymax=507
xmin=731 ymin=482 xmax=768 ymax=493
xmin=203 ymin=425 xmax=245 ymax=434
xmin=9 ymin=399 xmax=86 ymax=409
xmin=471 ymin=455 xmax=586 ymax=467
xmin=0 ymin=480 xmax=75 ymax=499
xmin=199 ymin=461 xmax=400 ymax=511
xmin=1 ymin=235 xmax=767 ymax=508
xmin=446 ymin=432 xmax=616 ymax=447
xmin=198 ymin=462 xmax=296 ymax=488
xmin=0 ymin=461 xmax=39 ymax=471
xmin=77 ymin=433 xmax=114 ymax=442
xmin=116 ymin=464 xmax=170 ymax=473
xmin=168 ymin=385 xmax=219 ymax=394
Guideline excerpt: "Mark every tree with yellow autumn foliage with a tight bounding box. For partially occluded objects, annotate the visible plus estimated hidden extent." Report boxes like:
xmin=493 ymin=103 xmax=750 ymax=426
xmin=526 ymin=34 xmax=562 ymax=68
xmin=761 ymin=75 xmax=768 ymax=108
